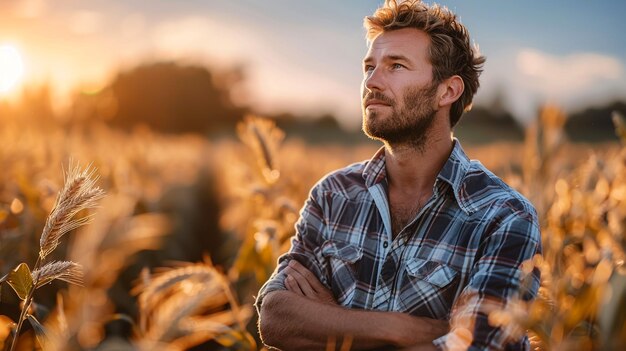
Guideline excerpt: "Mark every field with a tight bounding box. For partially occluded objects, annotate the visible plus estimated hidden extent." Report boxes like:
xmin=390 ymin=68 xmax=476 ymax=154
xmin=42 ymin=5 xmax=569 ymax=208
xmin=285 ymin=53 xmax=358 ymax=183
xmin=1 ymin=107 xmax=625 ymax=350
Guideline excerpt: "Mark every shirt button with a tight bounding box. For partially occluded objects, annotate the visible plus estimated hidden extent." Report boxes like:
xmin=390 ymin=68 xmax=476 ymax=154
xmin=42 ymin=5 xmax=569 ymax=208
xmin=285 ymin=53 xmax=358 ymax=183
xmin=383 ymin=241 xmax=389 ymax=248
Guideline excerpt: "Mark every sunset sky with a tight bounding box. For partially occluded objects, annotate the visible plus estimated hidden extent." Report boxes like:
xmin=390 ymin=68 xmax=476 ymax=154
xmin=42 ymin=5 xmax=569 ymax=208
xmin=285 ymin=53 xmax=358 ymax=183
xmin=1 ymin=0 xmax=625 ymax=128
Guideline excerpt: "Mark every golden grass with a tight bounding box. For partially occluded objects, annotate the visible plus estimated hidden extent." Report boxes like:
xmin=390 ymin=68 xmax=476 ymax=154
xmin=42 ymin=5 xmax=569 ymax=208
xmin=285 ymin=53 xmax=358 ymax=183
xmin=0 ymin=109 xmax=624 ymax=350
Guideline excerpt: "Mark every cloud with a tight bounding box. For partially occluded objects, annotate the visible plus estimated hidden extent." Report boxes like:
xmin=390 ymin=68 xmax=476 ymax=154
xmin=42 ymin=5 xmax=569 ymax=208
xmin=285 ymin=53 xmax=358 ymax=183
xmin=516 ymin=49 xmax=623 ymax=94
xmin=151 ymin=16 xmax=261 ymax=63
xmin=245 ymin=63 xmax=358 ymax=120
xmin=480 ymin=48 xmax=626 ymax=123
xmin=13 ymin=0 xmax=47 ymax=18
xmin=69 ymin=11 xmax=103 ymax=35
xmin=120 ymin=14 xmax=147 ymax=38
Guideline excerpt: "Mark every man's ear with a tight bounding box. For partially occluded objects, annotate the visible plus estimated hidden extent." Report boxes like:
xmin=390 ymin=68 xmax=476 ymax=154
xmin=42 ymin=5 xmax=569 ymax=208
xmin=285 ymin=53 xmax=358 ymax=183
xmin=438 ymin=75 xmax=464 ymax=108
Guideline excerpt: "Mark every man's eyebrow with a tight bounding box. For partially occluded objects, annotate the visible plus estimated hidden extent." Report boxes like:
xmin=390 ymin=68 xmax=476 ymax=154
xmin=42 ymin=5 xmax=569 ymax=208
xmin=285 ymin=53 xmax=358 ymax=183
xmin=362 ymin=54 xmax=412 ymax=64
xmin=385 ymin=54 xmax=411 ymax=62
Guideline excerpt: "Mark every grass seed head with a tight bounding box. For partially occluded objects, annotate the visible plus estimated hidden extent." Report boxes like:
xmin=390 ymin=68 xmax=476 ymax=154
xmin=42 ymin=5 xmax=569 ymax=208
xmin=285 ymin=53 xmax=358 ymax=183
xmin=39 ymin=162 xmax=105 ymax=259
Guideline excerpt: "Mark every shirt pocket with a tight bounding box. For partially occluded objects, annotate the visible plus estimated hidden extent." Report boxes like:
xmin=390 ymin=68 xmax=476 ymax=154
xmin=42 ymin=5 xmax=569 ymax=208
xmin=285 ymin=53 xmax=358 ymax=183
xmin=398 ymin=258 xmax=459 ymax=318
xmin=318 ymin=240 xmax=362 ymax=306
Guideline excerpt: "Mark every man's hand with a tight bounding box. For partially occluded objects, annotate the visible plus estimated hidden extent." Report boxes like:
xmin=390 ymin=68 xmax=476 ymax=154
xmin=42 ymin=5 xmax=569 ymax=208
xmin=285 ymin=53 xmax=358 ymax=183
xmin=283 ymin=260 xmax=337 ymax=305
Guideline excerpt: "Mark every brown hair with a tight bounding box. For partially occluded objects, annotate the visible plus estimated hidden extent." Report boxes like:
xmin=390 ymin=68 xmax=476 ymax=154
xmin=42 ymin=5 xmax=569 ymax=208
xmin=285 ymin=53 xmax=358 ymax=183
xmin=364 ymin=0 xmax=485 ymax=127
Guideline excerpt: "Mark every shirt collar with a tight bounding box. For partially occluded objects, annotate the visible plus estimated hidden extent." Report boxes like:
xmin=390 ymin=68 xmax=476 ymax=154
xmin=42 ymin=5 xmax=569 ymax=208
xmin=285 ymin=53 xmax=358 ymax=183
xmin=362 ymin=146 xmax=387 ymax=188
xmin=362 ymin=139 xmax=475 ymax=214
xmin=436 ymin=139 xmax=474 ymax=214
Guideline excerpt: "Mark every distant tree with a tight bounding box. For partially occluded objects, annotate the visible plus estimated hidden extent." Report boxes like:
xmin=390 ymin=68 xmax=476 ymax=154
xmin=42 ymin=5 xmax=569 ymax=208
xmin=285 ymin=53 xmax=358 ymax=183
xmin=564 ymin=101 xmax=626 ymax=142
xmin=269 ymin=112 xmax=363 ymax=144
xmin=273 ymin=112 xmax=341 ymax=130
xmin=455 ymin=92 xmax=525 ymax=144
xmin=463 ymin=105 xmax=522 ymax=128
xmin=100 ymin=62 xmax=246 ymax=134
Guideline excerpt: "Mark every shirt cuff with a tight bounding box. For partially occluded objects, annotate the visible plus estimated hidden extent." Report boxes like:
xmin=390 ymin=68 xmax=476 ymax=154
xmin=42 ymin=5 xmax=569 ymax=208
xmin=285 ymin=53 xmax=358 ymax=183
xmin=254 ymin=271 xmax=288 ymax=314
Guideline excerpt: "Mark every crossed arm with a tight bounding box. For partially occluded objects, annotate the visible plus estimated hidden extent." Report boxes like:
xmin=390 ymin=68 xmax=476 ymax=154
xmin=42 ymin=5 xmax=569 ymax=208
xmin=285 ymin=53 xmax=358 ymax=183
xmin=258 ymin=260 xmax=447 ymax=350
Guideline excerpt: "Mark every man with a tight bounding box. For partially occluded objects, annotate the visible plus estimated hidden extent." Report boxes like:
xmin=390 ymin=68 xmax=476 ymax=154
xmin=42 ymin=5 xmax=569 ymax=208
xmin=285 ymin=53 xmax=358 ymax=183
xmin=256 ymin=1 xmax=541 ymax=350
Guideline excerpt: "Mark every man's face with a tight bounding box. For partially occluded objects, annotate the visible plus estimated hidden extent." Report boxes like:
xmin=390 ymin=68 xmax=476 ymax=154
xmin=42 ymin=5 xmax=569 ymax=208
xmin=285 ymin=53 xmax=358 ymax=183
xmin=361 ymin=28 xmax=440 ymax=146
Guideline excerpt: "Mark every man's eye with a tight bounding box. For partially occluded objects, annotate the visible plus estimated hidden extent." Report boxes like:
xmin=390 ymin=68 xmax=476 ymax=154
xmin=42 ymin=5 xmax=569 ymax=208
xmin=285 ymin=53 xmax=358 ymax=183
xmin=391 ymin=63 xmax=405 ymax=70
xmin=364 ymin=65 xmax=374 ymax=73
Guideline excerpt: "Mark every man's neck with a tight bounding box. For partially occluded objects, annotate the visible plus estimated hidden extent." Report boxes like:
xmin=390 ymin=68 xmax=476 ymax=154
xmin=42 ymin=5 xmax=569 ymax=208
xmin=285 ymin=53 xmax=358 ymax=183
xmin=384 ymin=129 xmax=454 ymax=196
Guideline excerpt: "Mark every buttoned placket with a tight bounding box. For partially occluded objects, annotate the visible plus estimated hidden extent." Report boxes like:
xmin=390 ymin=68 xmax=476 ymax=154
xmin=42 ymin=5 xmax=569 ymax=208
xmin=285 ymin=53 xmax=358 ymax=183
xmin=372 ymin=179 xmax=443 ymax=311
xmin=368 ymin=180 xmax=393 ymax=310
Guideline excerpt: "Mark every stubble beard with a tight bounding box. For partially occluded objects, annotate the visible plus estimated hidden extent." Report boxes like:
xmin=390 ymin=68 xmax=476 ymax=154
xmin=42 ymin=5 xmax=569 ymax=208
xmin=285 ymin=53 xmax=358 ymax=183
xmin=362 ymin=82 xmax=439 ymax=152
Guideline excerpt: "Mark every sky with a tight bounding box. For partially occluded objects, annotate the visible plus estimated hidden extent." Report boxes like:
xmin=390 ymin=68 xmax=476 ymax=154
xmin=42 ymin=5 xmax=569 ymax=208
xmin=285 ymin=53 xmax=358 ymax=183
xmin=1 ymin=0 xmax=625 ymax=129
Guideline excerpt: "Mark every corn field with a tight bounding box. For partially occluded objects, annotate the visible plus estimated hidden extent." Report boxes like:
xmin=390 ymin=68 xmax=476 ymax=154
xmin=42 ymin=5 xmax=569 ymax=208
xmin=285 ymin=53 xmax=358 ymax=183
xmin=0 ymin=107 xmax=625 ymax=350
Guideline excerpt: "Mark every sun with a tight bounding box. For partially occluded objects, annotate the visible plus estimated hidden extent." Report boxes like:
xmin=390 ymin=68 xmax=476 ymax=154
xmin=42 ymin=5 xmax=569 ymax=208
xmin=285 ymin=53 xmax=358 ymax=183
xmin=0 ymin=45 xmax=25 ymax=94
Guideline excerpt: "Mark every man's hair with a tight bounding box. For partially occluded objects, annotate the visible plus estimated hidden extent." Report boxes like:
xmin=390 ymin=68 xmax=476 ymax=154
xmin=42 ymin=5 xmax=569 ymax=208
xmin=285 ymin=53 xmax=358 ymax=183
xmin=364 ymin=0 xmax=485 ymax=127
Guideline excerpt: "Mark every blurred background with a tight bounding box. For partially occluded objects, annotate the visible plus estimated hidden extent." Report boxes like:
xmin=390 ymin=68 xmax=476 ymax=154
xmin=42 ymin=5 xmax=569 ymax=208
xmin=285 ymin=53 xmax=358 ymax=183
xmin=1 ymin=0 xmax=625 ymax=140
xmin=1 ymin=1 xmax=625 ymax=350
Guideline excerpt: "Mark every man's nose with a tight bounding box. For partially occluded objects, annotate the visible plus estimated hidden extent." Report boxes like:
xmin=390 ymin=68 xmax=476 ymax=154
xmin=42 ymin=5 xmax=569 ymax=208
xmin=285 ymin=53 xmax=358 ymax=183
xmin=363 ymin=67 xmax=383 ymax=92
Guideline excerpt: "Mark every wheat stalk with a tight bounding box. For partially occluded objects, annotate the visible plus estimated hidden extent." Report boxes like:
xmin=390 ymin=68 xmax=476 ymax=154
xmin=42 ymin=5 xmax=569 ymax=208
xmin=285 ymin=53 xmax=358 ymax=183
xmin=10 ymin=162 xmax=104 ymax=351
xmin=237 ymin=115 xmax=284 ymax=184
xmin=32 ymin=260 xmax=84 ymax=287
xmin=143 ymin=285 xmax=217 ymax=343
xmin=134 ymin=264 xmax=223 ymax=312
xmin=134 ymin=263 xmax=254 ymax=350
xmin=39 ymin=163 xmax=105 ymax=259
xmin=135 ymin=263 xmax=226 ymax=342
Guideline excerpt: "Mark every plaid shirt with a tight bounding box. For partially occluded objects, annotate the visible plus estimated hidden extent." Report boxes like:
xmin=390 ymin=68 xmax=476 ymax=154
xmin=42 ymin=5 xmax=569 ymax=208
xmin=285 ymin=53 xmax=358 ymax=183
xmin=257 ymin=140 xmax=542 ymax=350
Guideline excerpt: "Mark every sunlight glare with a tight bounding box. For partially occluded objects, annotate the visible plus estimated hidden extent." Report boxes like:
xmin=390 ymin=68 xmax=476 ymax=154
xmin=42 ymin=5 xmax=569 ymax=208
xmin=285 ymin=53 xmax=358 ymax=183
xmin=0 ymin=45 xmax=25 ymax=94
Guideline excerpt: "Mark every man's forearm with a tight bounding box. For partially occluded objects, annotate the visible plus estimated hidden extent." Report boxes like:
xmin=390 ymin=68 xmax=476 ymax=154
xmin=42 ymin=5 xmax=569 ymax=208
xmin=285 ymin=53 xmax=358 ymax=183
xmin=258 ymin=290 xmax=447 ymax=350
xmin=259 ymin=290 xmax=391 ymax=350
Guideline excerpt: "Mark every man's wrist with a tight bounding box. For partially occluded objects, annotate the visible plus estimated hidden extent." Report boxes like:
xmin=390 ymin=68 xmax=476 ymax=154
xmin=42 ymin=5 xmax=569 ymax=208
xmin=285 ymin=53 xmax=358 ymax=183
xmin=375 ymin=311 xmax=417 ymax=346
xmin=376 ymin=312 xmax=449 ymax=347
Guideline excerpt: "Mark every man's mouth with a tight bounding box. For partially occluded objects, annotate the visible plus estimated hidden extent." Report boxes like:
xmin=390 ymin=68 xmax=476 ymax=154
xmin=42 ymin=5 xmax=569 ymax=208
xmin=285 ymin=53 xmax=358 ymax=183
xmin=364 ymin=99 xmax=391 ymax=108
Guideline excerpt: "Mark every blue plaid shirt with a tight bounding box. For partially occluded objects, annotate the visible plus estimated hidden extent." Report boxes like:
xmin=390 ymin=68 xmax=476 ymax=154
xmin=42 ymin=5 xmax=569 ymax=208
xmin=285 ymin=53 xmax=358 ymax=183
xmin=257 ymin=140 xmax=542 ymax=350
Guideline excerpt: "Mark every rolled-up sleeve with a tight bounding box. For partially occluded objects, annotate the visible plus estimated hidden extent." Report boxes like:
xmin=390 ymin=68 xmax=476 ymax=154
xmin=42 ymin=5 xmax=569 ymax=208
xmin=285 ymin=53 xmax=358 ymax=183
xmin=433 ymin=208 xmax=542 ymax=351
xmin=254 ymin=182 xmax=329 ymax=312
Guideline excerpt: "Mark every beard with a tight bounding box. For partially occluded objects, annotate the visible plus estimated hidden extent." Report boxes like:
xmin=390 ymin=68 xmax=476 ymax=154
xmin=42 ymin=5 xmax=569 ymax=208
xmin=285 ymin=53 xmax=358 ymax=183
xmin=362 ymin=81 xmax=439 ymax=150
